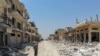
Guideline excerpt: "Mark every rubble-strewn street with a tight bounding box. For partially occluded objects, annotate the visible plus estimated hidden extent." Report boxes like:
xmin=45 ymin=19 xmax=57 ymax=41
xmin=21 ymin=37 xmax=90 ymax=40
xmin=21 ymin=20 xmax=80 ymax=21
xmin=17 ymin=46 xmax=35 ymax=56
xmin=0 ymin=43 xmax=35 ymax=56
xmin=1 ymin=41 xmax=100 ymax=56
xmin=38 ymin=41 xmax=100 ymax=56
xmin=38 ymin=41 xmax=60 ymax=56
xmin=1 ymin=0 xmax=100 ymax=56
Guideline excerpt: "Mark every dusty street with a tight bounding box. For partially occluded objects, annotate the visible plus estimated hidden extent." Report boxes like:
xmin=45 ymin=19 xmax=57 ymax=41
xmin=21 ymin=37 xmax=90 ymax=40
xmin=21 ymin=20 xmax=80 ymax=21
xmin=37 ymin=41 xmax=100 ymax=56
xmin=17 ymin=46 xmax=35 ymax=56
xmin=38 ymin=41 xmax=60 ymax=56
xmin=0 ymin=41 xmax=100 ymax=56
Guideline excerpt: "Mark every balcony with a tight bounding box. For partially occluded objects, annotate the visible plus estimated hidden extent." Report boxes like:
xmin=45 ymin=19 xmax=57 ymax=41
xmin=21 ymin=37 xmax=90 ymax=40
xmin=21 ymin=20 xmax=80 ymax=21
xmin=12 ymin=27 xmax=23 ymax=33
xmin=32 ymin=33 xmax=38 ymax=37
xmin=11 ymin=23 xmax=23 ymax=33
xmin=30 ymin=27 xmax=38 ymax=32
xmin=25 ymin=31 xmax=31 ymax=35
xmin=0 ymin=15 xmax=12 ymax=28
xmin=12 ymin=9 xmax=25 ymax=22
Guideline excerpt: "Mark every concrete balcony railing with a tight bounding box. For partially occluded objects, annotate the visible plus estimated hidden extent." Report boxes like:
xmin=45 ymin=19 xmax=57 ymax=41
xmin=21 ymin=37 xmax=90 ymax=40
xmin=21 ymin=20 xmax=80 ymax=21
xmin=12 ymin=9 xmax=25 ymax=22
xmin=30 ymin=27 xmax=38 ymax=33
xmin=25 ymin=31 xmax=31 ymax=35
xmin=32 ymin=33 xmax=39 ymax=37
xmin=32 ymin=33 xmax=36 ymax=36
xmin=0 ymin=15 xmax=12 ymax=27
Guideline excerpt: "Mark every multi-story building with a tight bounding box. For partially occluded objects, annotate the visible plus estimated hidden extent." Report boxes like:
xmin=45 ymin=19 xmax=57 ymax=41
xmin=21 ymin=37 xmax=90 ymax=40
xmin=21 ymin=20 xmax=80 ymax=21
xmin=0 ymin=0 xmax=40 ymax=46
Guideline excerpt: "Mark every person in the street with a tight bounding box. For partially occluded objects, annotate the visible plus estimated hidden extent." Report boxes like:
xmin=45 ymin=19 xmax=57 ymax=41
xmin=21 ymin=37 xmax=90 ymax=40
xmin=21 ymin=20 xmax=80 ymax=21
xmin=34 ymin=42 xmax=38 ymax=56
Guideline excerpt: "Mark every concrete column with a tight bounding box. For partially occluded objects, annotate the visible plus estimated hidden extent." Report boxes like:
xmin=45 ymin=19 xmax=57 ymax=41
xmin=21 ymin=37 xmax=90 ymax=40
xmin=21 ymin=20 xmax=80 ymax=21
xmin=21 ymin=22 xmax=24 ymax=43
xmin=3 ymin=32 xmax=9 ymax=46
xmin=76 ymin=34 xmax=78 ymax=43
xmin=3 ymin=32 xmax=5 ymax=46
xmin=96 ymin=14 xmax=99 ymax=22
xmin=16 ymin=34 xmax=18 ymax=45
xmin=74 ymin=35 xmax=76 ymax=43
xmin=88 ymin=32 xmax=91 ymax=43
xmin=78 ymin=33 xmax=81 ymax=43
xmin=99 ymin=32 xmax=100 ymax=42
xmin=79 ymin=33 xmax=82 ymax=42
xmin=30 ymin=31 xmax=32 ymax=42
xmin=84 ymin=32 xmax=86 ymax=43
xmin=15 ymin=20 xmax=17 ymax=28
xmin=72 ymin=35 xmax=74 ymax=42
xmin=76 ymin=35 xmax=78 ymax=44
xmin=21 ymin=33 xmax=23 ymax=43
xmin=6 ymin=33 xmax=10 ymax=46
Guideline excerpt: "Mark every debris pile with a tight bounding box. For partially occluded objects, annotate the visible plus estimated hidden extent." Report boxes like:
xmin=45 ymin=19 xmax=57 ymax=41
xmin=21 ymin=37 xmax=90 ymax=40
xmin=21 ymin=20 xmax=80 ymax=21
xmin=52 ymin=41 xmax=100 ymax=56
xmin=0 ymin=43 xmax=35 ymax=56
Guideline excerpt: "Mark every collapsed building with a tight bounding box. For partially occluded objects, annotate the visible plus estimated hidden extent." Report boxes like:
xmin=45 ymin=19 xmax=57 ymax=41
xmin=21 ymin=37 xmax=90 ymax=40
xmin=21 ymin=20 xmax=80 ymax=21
xmin=0 ymin=0 xmax=40 ymax=46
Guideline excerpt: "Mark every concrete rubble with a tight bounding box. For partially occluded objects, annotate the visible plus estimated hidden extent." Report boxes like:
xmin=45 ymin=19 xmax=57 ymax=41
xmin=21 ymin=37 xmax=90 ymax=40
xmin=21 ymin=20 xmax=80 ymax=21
xmin=52 ymin=41 xmax=100 ymax=56
xmin=17 ymin=46 xmax=34 ymax=56
xmin=0 ymin=41 xmax=100 ymax=56
xmin=37 ymin=41 xmax=100 ymax=56
xmin=0 ymin=43 xmax=35 ymax=56
xmin=38 ymin=41 xmax=100 ymax=56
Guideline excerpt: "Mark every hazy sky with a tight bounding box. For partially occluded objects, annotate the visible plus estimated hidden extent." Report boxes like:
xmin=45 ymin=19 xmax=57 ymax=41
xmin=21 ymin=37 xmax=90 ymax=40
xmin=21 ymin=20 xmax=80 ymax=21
xmin=20 ymin=0 xmax=100 ymax=38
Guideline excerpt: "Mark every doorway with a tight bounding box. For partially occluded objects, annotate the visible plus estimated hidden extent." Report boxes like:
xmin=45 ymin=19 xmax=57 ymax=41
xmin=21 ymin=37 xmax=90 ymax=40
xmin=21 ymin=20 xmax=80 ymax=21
xmin=86 ymin=33 xmax=88 ymax=42
xmin=80 ymin=33 xmax=84 ymax=42
xmin=0 ymin=32 xmax=4 ymax=46
xmin=5 ymin=35 xmax=8 ymax=46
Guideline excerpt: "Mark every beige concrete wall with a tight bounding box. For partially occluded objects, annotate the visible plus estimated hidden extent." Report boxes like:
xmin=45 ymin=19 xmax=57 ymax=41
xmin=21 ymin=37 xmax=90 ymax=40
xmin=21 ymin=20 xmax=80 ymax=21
xmin=9 ymin=36 xmax=17 ymax=46
xmin=17 ymin=37 xmax=22 ymax=44
xmin=9 ymin=36 xmax=22 ymax=46
xmin=0 ymin=0 xmax=39 ymax=46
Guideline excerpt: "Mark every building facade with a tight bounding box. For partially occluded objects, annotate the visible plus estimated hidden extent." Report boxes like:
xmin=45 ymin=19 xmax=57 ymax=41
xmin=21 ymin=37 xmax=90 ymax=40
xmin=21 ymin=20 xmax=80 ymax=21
xmin=48 ymin=29 xmax=67 ymax=42
xmin=0 ymin=0 xmax=40 ymax=46
xmin=72 ymin=15 xmax=100 ymax=43
xmin=49 ymin=15 xmax=100 ymax=43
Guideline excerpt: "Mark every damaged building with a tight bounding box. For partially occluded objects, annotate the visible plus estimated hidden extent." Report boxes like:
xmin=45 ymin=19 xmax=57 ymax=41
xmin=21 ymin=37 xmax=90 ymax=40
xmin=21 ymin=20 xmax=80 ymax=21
xmin=48 ymin=15 xmax=100 ymax=43
xmin=48 ymin=29 xmax=67 ymax=42
xmin=0 ymin=0 xmax=40 ymax=46
xmin=72 ymin=15 xmax=100 ymax=43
